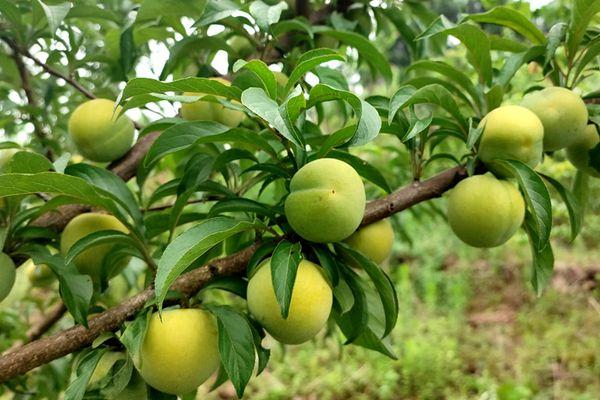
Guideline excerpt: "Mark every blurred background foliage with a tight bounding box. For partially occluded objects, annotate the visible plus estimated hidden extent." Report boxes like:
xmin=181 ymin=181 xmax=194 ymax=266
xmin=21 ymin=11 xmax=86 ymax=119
xmin=0 ymin=0 xmax=599 ymax=399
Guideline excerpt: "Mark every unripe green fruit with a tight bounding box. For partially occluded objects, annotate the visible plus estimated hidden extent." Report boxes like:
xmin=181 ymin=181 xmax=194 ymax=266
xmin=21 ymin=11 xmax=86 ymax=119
xmin=447 ymin=174 xmax=525 ymax=248
xmin=60 ymin=213 xmax=129 ymax=283
xmin=566 ymin=125 xmax=600 ymax=178
xmin=344 ymin=219 xmax=394 ymax=264
xmin=228 ymin=35 xmax=254 ymax=59
xmin=315 ymin=34 xmax=339 ymax=49
xmin=138 ymin=309 xmax=219 ymax=395
xmin=247 ymin=259 xmax=332 ymax=344
xmin=181 ymin=77 xmax=245 ymax=127
xmin=478 ymin=105 xmax=544 ymax=175
xmin=68 ymin=99 xmax=135 ymax=162
xmin=0 ymin=253 xmax=16 ymax=302
xmin=24 ymin=259 xmax=55 ymax=287
xmin=520 ymin=87 xmax=588 ymax=151
xmin=284 ymin=158 xmax=365 ymax=243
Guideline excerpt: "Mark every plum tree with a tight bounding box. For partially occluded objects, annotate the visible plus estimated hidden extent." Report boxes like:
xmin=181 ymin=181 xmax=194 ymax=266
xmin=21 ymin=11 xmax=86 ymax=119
xmin=181 ymin=77 xmax=245 ymax=127
xmin=60 ymin=213 xmax=129 ymax=284
xmin=247 ymin=258 xmax=332 ymax=344
xmin=478 ymin=105 xmax=544 ymax=174
xmin=344 ymin=219 xmax=394 ymax=264
xmin=520 ymin=87 xmax=588 ymax=151
xmin=447 ymin=174 xmax=525 ymax=248
xmin=566 ymin=124 xmax=600 ymax=178
xmin=68 ymin=99 xmax=135 ymax=162
xmin=284 ymin=158 xmax=365 ymax=243
xmin=138 ymin=308 xmax=219 ymax=395
xmin=0 ymin=252 xmax=16 ymax=302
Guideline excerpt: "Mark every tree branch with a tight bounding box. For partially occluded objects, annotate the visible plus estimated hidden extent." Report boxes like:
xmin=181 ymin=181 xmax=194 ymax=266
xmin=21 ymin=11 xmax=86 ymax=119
xmin=0 ymin=165 xmax=467 ymax=383
xmin=9 ymin=46 xmax=54 ymax=159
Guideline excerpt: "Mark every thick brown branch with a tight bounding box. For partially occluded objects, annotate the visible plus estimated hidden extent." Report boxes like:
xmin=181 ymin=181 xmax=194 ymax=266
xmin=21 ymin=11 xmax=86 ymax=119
xmin=0 ymin=166 xmax=467 ymax=382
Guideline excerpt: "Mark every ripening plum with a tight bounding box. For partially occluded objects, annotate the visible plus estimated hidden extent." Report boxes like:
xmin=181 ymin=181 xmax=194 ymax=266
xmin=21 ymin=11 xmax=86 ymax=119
xmin=138 ymin=309 xmax=219 ymax=395
xmin=478 ymin=105 xmax=544 ymax=175
xmin=68 ymin=99 xmax=135 ymax=162
xmin=60 ymin=213 xmax=129 ymax=284
xmin=344 ymin=219 xmax=394 ymax=264
xmin=447 ymin=174 xmax=525 ymax=248
xmin=520 ymin=87 xmax=588 ymax=151
xmin=0 ymin=252 xmax=16 ymax=302
xmin=247 ymin=258 xmax=333 ymax=344
xmin=284 ymin=158 xmax=366 ymax=243
xmin=566 ymin=124 xmax=600 ymax=178
xmin=24 ymin=259 xmax=55 ymax=287
xmin=180 ymin=77 xmax=245 ymax=127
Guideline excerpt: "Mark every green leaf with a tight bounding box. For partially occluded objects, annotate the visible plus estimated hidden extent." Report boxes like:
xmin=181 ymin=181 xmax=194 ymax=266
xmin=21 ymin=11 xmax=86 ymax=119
xmin=66 ymin=164 xmax=142 ymax=229
xmin=249 ymin=0 xmax=288 ymax=31
xmin=336 ymin=244 xmax=398 ymax=337
xmin=209 ymin=198 xmax=277 ymax=218
xmin=573 ymin=36 xmax=600 ymax=82
xmin=194 ymin=0 xmax=239 ymax=27
xmin=159 ymin=37 xmax=232 ymax=80
xmin=566 ymin=0 xmax=600 ymax=62
xmin=137 ymin=0 xmax=206 ymax=22
xmin=64 ymin=348 xmax=109 ymax=400
xmin=241 ymin=87 xmax=304 ymax=147
xmin=119 ymin=26 xmax=136 ymax=79
xmin=155 ymin=218 xmax=259 ymax=309
xmin=270 ymin=241 xmax=302 ymax=318
xmin=34 ymin=0 xmax=72 ymax=36
xmin=64 ymin=230 xmax=141 ymax=266
xmin=143 ymin=121 xmax=229 ymax=169
xmin=308 ymin=84 xmax=381 ymax=146
xmin=120 ymin=77 xmax=242 ymax=102
xmin=201 ymin=276 xmax=247 ymax=298
xmin=540 ymin=174 xmax=582 ymax=241
xmin=119 ymin=310 xmax=151 ymax=367
xmin=466 ymin=118 xmax=485 ymax=149
xmin=310 ymin=244 xmax=339 ymax=287
xmin=390 ymin=84 xmax=467 ymax=130
xmin=272 ymin=18 xmax=314 ymax=39
xmin=494 ymin=160 xmax=552 ymax=248
xmin=465 ymin=6 xmax=546 ymax=44
xmin=246 ymin=240 xmax=278 ymax=278
xmin=496 ymin=46 xmax=545 ymax=88
xmin=524 ymin=212 xmax=554 ymax=296
xmin=544 ymin=23 xmax=567 ymax=66
xmin=315 ymin=29 xmax=393 ymax=81
xmin=7 ymin=151 xmax=53 ymax=173
xmin=22 ymin=246 xmax=93 ymax=326
xmin=333 ymin=267 xmax=368 ymax=342
xmin=418 ymin=17 xmax=493 ymax=86
xmin=0 ymin=0 xmax=23 ymax=31
xmin=0 ymin=172 xmax=128 ymax=224
xmin=328 ymin=150 xmax=391 ymax=193
xmin=233 ymin=59 xmax=277 ymax=99
xmin=206 ymin=305 xmax=255 ymax=398
xmin=284 ymin=48 xmax=345 ymax=95
xmin=66 ymin=5 xmax=121 ymax=23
